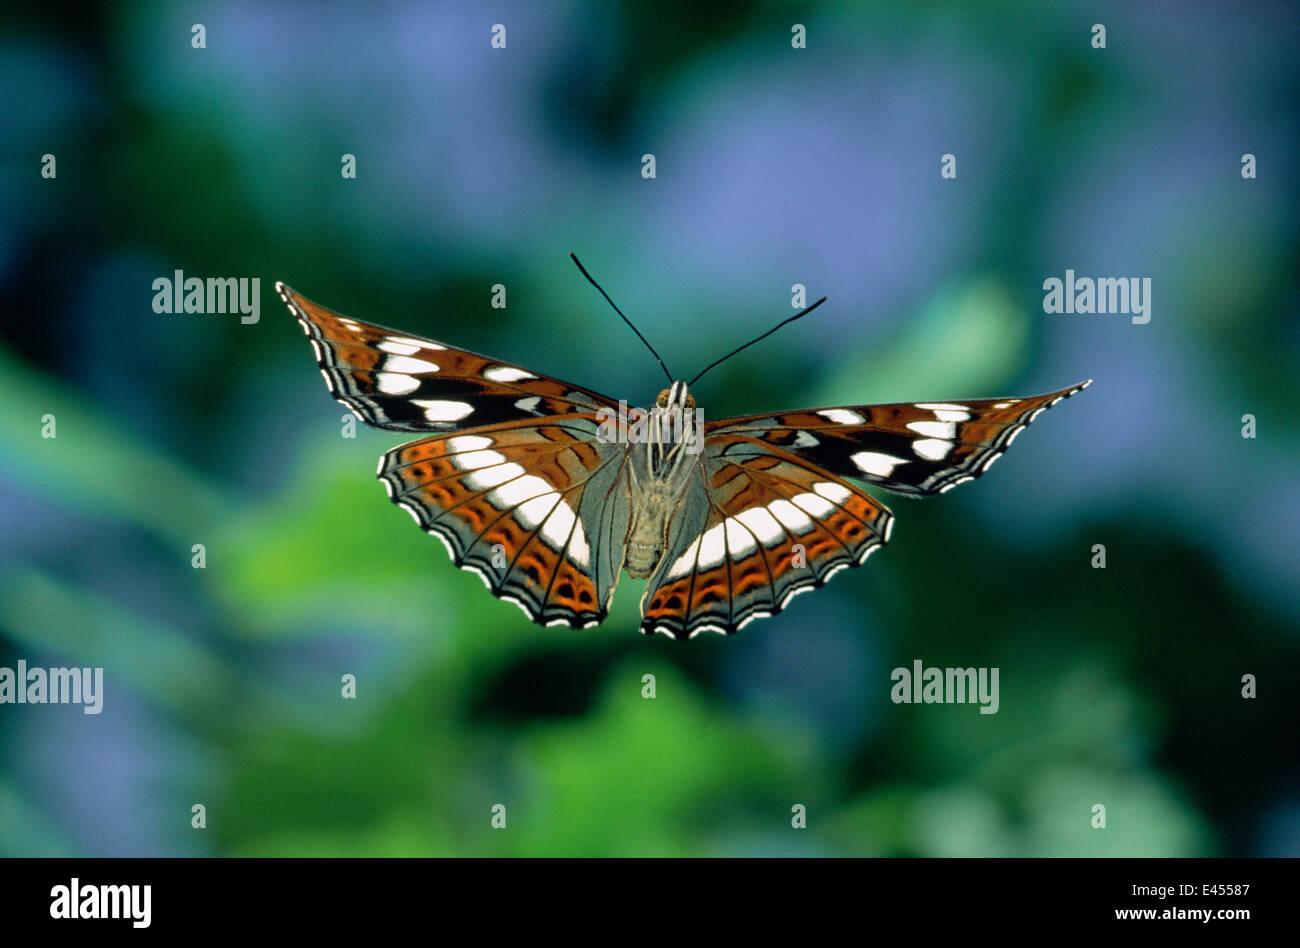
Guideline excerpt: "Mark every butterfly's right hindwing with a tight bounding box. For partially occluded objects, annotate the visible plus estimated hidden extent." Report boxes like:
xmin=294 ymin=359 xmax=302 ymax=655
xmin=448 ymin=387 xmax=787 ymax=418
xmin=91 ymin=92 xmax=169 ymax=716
xmin=638 ymin=440 xmax=893 ymax=639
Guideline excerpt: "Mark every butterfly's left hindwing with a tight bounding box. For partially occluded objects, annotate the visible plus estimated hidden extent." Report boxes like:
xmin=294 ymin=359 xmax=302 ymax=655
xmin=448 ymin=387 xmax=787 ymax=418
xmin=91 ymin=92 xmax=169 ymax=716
xmin=278 ymin=283 xmax=620 ymax=432
xmin=378 ymin=417 xmax=631 ymax=628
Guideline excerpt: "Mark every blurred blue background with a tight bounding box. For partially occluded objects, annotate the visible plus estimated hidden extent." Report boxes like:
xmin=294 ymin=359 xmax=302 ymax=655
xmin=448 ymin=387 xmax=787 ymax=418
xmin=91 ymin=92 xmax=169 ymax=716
xmin=1 ymin=0 xmax=1297 ymax=856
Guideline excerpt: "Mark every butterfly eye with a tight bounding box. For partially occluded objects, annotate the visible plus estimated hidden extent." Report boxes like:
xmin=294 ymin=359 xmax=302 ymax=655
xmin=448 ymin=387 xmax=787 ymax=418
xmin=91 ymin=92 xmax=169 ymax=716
xmin=657 ymin=390 xmax=670 ymax=408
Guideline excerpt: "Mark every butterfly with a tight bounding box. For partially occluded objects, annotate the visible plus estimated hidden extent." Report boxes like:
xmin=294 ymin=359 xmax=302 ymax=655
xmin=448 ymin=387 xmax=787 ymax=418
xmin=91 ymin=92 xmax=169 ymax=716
xmin=278 ymin=275 xmax=1089 ymax=639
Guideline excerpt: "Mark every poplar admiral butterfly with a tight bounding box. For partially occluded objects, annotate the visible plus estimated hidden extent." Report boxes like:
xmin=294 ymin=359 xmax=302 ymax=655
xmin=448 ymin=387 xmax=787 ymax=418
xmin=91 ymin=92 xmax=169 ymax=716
xmin=279 ymin=265 xmax=1088 ymax=639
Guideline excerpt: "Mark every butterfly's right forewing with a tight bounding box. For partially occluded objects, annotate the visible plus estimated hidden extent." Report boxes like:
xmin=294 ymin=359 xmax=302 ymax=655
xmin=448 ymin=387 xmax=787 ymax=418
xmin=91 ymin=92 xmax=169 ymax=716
xmin=706 ymin=381 xmax=1090 ymax=496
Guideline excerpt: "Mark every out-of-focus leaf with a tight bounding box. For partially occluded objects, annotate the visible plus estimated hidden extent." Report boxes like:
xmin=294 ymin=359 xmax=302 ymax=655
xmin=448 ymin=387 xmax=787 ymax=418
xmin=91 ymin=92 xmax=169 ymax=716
xmin=0 ymin=781 xmax=79 ymax=857
xmin=512 ymin=663 xmax=812 ymax=856
xmin=0 ymin=568 xmax=235 ymax=716
xmin=0 ymin=345 xmax=231 ymax=544
xmin=815 ymin=279 xmax=1029 ymax=406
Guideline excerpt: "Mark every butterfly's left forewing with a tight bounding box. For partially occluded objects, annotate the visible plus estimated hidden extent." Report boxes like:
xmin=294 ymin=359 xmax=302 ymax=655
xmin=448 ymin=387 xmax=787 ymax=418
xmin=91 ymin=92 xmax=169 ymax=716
xmin=278 ymin=283 xmax=621 ymax=431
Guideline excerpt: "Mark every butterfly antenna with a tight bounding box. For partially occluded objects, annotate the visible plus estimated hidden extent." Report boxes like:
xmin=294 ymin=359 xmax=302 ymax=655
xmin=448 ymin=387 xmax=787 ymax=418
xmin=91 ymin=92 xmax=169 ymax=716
xmin=570 ymin=253 xmax=674 ymax=384
xmin=688 ymin=296 xmax=828 ymax=386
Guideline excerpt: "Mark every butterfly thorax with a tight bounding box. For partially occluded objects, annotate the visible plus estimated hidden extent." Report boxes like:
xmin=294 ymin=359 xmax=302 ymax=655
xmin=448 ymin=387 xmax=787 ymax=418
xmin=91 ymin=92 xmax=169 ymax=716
xmin=624 ymin=381 xmax=701 ymax=578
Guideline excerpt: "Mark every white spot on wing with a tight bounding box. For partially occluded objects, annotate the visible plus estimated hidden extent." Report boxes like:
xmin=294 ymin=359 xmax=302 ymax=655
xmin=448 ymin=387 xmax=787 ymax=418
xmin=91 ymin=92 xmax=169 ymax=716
xmin=696 ymin=524 xmax=727 ymax=569
xmin=768 ymin=499 xmax=814 ymax=533
xmin=455 ymin=449 xmax=508 ymax=471
xmin=913 ymin=438 xmax=953 ymax=461
xmin=489 ymin=474 xmax=554 ymax=513
xmin=930 ymin=408 xmax=970 ymax=422
xmin=791 ymin=491 xmax=835 ymax=518
xmin=484 ymin=366 xmax=537 ymax=383
xmin=567 ymin=516 xmax=591 ymax=567
xmin=385 ymin=336 xmax=445 ymax=351
xmin=666 ymin=538 xmax=701 ymax=579
xmin=378 ymin=340 xmax=421 ymax=356
xmin=515 ymin=488 xmax=560 ymax=527
xmin=734 ymin=507 xmax=784 ymax=546
xmin=376 ymin=372 xmax=419 ymax=395
xmin=723 ymin=518 xmax=757 ymax=557
xmin=907 ymin=420 xmax=957 ymax=439
xmin=851 ymin=451 xmax=904 ymax=477
xmin=413 ymin=399 xmax=474 ymax=422
xmin=466 ymin=461 xmax=525 ymax=490
xmin=539 ymin=501 xmax=576 ymax=551
xmin=384 ymin=354 xmax=439 ymax=374
xmin=813 ymin=482 xmax=851 ymax=504
xmin=446 ymin=435 xmax=493 ymax=453
xmin=817 ymin=409 xmax=864 ymax=425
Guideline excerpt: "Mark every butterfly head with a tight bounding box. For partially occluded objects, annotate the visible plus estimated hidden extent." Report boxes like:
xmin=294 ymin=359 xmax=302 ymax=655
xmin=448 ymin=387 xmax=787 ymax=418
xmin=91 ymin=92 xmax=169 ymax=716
xmin=655 ymin=381 xmax=696 ymax=413
xmin=646 ymin=381 xmax=703 ymax=470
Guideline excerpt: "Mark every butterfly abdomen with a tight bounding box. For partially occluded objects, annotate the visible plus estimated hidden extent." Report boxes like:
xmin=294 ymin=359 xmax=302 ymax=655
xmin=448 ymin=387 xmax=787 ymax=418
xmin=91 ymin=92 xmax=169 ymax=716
xmin=625 ymin=545 xmax=660 ymax=578
xmin=624 ymin=434 xmax=699 ymax=578
xmin=624 ymin=489 xmax=672 ymax=578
